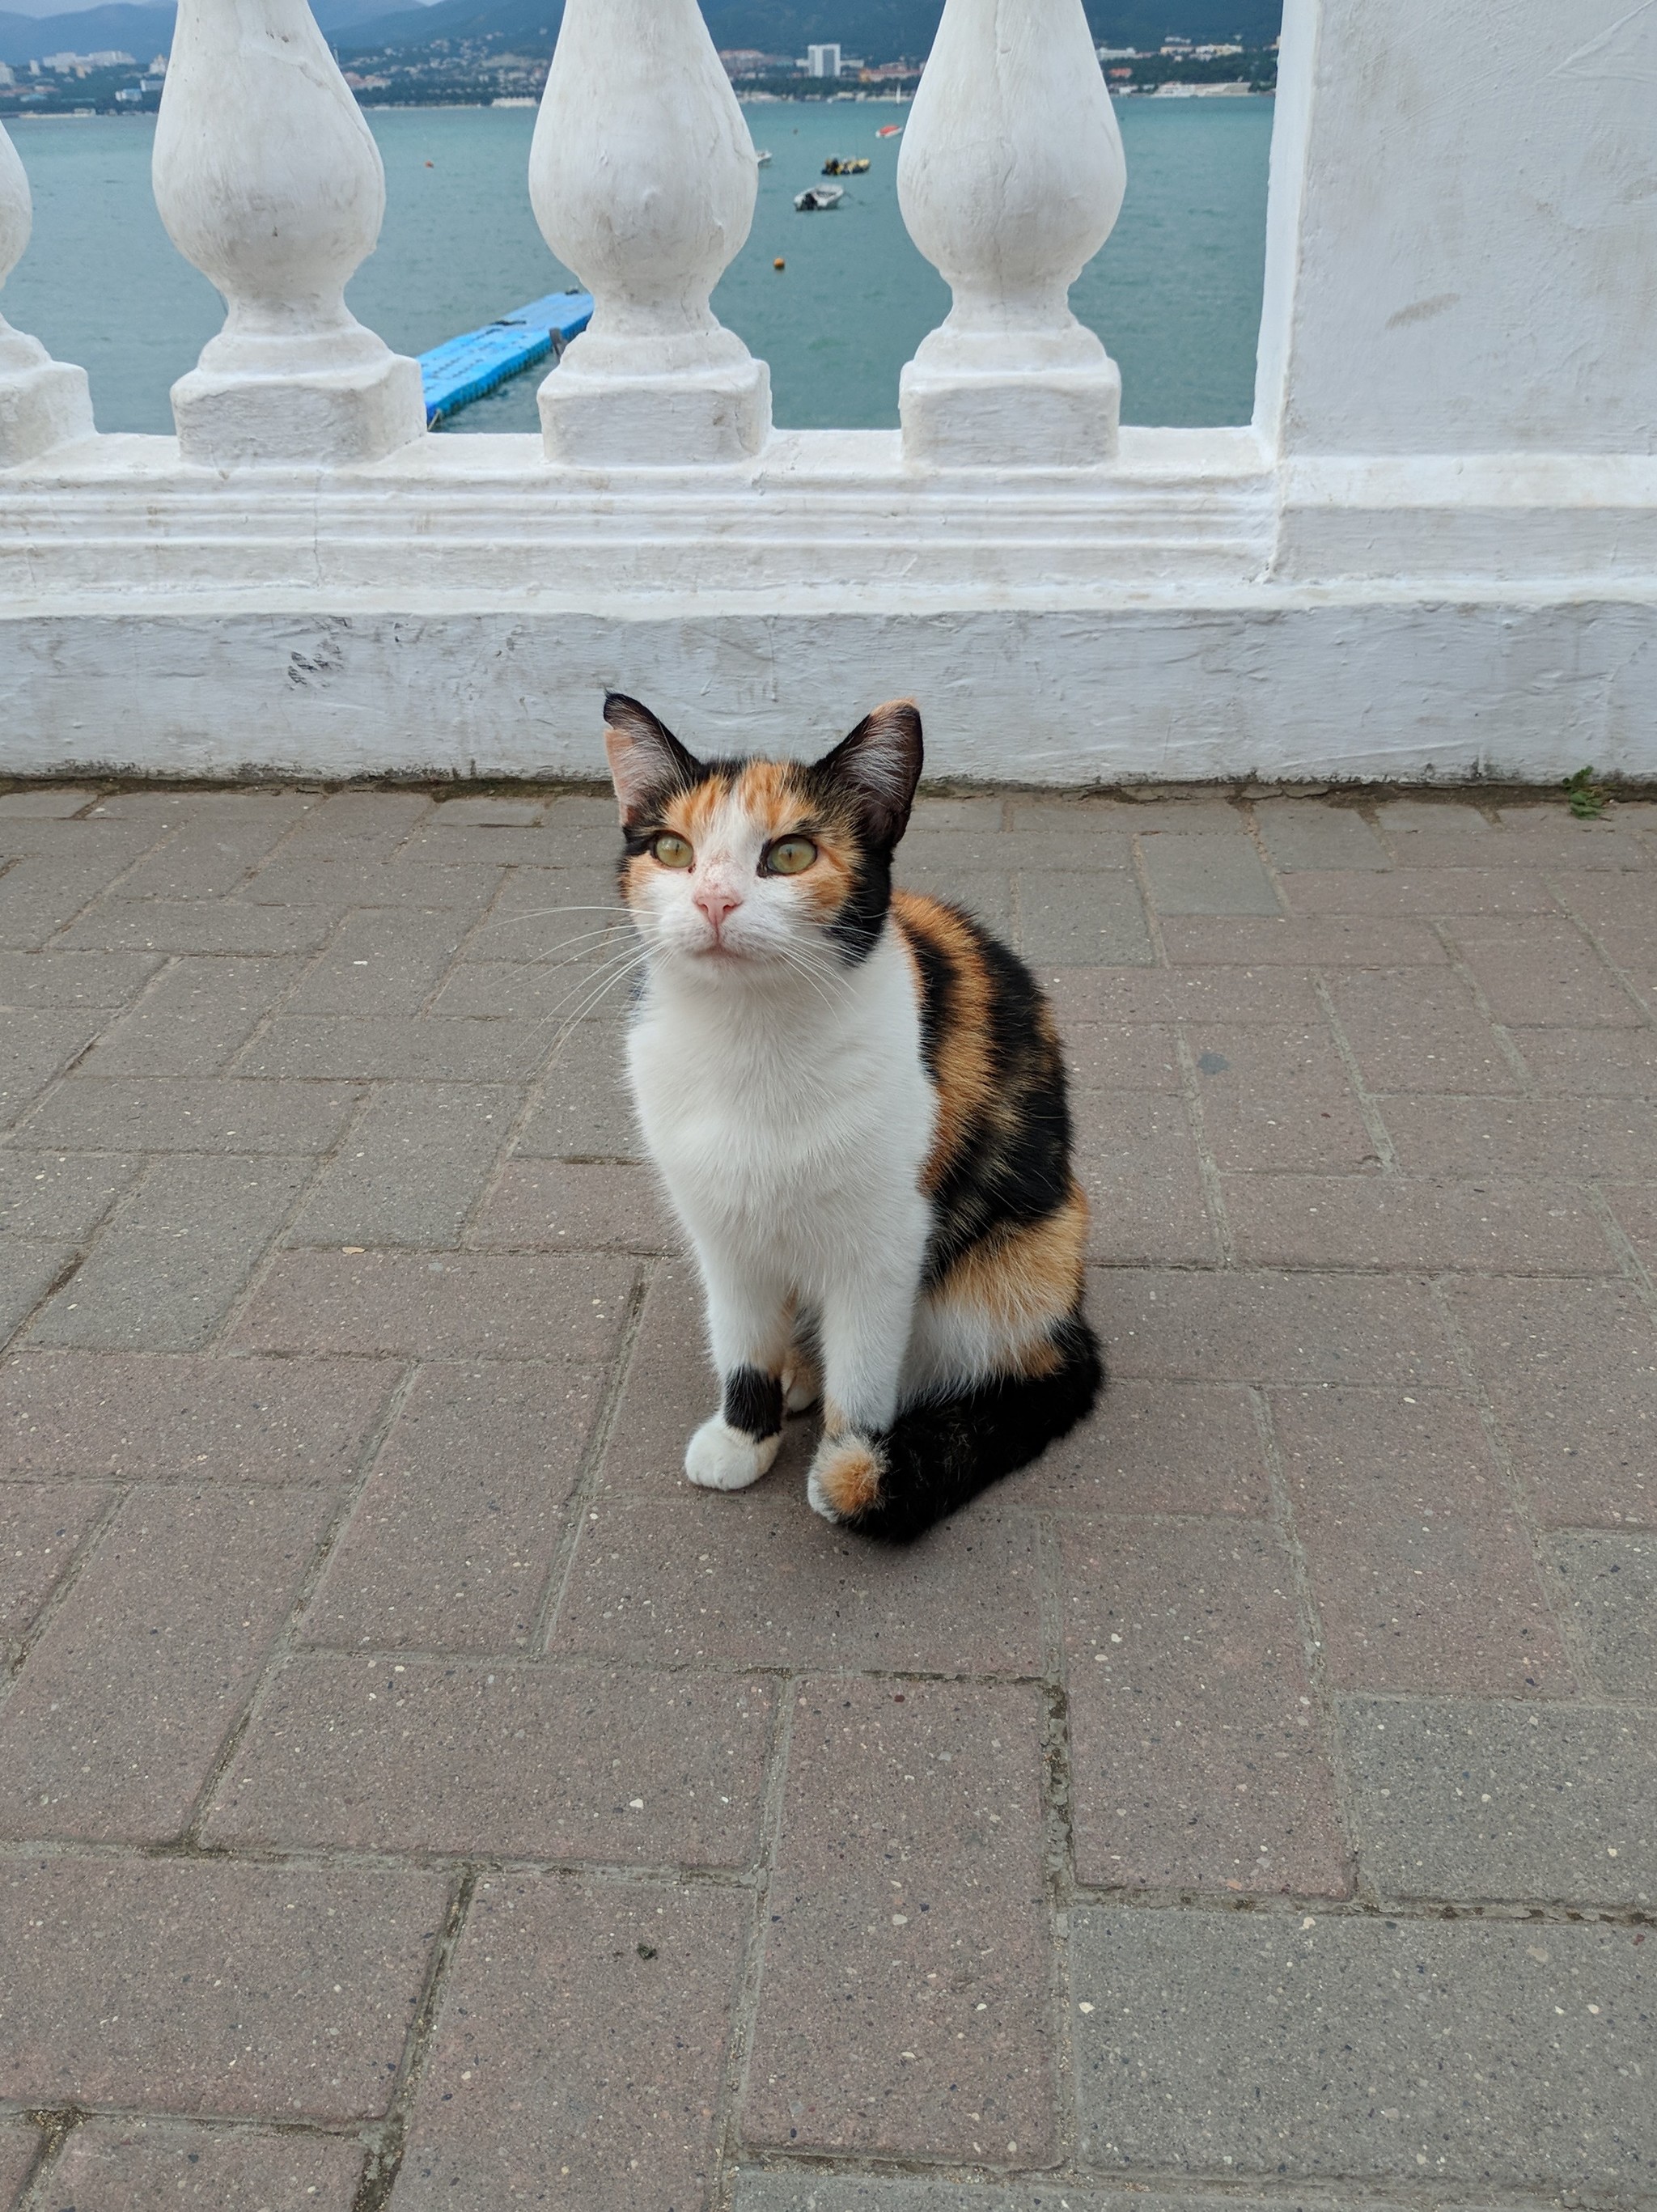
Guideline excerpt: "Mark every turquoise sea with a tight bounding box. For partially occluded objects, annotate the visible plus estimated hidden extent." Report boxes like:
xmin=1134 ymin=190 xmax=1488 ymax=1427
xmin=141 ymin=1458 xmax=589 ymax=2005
xmin=2 ymin=95 xmax=1273 ymax=437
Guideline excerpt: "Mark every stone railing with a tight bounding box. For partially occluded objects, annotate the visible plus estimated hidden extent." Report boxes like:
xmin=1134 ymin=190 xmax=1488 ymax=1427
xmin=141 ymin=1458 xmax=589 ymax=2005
xmin=1 ymin=0 xmax=1654 ymax=785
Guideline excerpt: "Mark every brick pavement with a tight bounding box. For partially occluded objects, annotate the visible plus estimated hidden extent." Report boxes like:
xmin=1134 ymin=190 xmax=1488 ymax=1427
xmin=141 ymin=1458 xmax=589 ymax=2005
xmin=0 ymin=778 xmax=1654 ymax=2212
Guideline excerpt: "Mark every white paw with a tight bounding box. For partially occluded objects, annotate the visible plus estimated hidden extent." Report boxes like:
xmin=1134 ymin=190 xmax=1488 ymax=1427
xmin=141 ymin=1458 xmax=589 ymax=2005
xmin=684 ymin=1415 xmax=780 ymax=1493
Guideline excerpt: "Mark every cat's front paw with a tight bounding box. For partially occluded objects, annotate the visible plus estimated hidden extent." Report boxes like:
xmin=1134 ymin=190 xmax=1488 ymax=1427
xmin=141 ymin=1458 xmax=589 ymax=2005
xmin=685 ymin=1414 xmax=780 ymax=1493
xmin=807 ymin=1430 xmax=887 ymax=1523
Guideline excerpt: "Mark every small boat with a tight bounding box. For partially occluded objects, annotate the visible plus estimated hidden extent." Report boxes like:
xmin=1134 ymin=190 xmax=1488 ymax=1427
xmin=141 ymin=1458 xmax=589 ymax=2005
xmin=876 ymin=123 xmax=903 ymax=137
xmin=822 ymin=156 xmax=871 ymax=176
xmin=795 ymin=184 xmax=845 ymax=211
xmin=756 ymin=150 xmax=773 ymax=165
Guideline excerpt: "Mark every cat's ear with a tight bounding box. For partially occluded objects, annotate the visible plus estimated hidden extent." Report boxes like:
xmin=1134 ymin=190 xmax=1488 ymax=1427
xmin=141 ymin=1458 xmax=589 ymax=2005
xmin=812 ymin=700 xmax=923 ymax=847
xmin=604 ymin=693 xmax=703 ymax=823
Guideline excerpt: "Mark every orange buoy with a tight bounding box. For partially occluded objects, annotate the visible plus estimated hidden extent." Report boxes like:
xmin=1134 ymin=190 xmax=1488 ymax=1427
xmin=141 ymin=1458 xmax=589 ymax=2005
xmin=773 ymin=257 xmax=786 ymax=270
xmin=424 ymin=159 xmax=434 ymax=168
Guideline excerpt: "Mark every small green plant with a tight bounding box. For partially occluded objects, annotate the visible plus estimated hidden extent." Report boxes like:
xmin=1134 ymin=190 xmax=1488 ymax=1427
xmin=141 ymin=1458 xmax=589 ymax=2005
xmin=1563 ymin=765 xmax=1609 ymax=820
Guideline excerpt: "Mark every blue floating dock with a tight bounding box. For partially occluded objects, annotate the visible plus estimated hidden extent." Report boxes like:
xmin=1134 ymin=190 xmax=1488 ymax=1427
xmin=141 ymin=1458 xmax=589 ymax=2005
xmin=419 ymin=290 xmax=594 ymax=426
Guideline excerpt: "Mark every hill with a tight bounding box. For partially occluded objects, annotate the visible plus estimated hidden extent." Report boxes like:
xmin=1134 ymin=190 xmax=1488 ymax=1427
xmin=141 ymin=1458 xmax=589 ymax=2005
xmin=1 ymin=0 xmax=390 ymax=65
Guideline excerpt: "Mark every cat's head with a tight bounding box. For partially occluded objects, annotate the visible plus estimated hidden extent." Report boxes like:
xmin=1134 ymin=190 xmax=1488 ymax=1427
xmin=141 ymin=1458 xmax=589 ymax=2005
xmin=603 ymin=694 xmax=924 ymax=973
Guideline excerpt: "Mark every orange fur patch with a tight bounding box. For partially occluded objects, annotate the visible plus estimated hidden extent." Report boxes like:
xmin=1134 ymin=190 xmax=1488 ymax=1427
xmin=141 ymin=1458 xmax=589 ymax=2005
xmin=814 ymin=1433 xmax=884 ymax=1517
xmin=933 ymin=1181 xmax=1089 ymax=1354
xmin=890 ymin=892 xmax=998 ymax=1192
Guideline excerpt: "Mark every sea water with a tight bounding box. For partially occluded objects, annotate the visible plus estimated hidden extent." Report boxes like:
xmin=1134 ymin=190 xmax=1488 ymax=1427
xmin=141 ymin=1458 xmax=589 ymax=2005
xmin=2 ymin=96 xmax=1273 ymax=438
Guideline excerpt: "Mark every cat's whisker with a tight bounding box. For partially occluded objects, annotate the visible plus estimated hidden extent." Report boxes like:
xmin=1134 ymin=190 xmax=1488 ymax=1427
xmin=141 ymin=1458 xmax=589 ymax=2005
xmin=540 ymin=954 xmax=655 ymax=1061
xmin=527 ymin=947 xmax=651 ymax=1033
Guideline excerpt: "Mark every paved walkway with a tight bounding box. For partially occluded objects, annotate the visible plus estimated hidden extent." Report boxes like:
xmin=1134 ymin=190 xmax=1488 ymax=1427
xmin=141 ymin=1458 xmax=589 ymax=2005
xmin=0 ymin=780 xmax=1652 ymax=2212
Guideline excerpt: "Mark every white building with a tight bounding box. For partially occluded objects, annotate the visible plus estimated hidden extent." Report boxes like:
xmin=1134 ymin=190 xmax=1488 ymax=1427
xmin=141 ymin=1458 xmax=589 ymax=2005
xmin=806 ymin=43 xmax=842 ymax=78
xmin=0 ymin=63 xmax=15 ymax=87
xmin=0 ymin=0 xmax=1654 ymax=786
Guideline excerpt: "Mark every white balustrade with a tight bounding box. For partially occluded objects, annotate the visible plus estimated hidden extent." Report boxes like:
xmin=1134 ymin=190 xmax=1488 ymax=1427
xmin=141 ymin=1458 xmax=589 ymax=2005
xmin=0 ymin=120 xmax=94 ymax=465
xmin=152 ymin=0 xmax=424 ymax=467
xmin=529 ymin=0 xmax=771 ymax=467
xmin=896 ymin=0 xmax=1127 ymax=467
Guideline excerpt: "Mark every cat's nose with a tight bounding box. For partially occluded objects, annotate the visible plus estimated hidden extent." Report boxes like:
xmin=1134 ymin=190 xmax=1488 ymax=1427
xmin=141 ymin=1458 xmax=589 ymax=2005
xmin=693 ymin=883 xmax=743 ymax=933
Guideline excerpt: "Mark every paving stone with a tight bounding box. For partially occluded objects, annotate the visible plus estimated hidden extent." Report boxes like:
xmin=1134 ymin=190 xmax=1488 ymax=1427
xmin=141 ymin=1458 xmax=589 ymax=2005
xmin=1223 ymin=1175 xmax=1613 ymax=1275
xmin=1185 ymin=1024 xmax=1379 ymax=1173
xmin=1448 ymin=919 xmax=1642 ymax=1028
xmin=553 ymin=1491 xmax=1044 ymax=1674
xmin=1487 ymin=816 xmax=1651 ymax=869
xmin=1549 ymin=1533 xmax=1657 ymax=1697
xmin=544 ymin=791 xmax=631 ymax=831
xmin=205 ymin=1655 xmax=774 ymax=1865
xmin=1596 ymin=925 xmax=1657 ymax=1016
xmin=469 ymin=1159 xmax=676 ymax=1252
xmin=1005 ymin=1380 xmax=1270 ymax=1515
xmin=239 ymin=859 xmax=502 ymax=913
xmin=46 ymin=2120 xmax=365 ymax=2212
xmin=91 ymin=790 xmax=311 ymax=827
xmin=430 ymin=795 xmax=548 ymax=827
xmin=901 ymin=867 xmax=1015 ymax=937
xmin=1047 ymin=967 xmax=1324 ymax=1027
xmin=1060 ymin=1023 xmax=1180 ymax=1091
xmin=1544 ymin=867 xmax=1657 ymax=934
xmin=0 ymin=1350 xmax=399 ymax=1484
xmin=903 ymin=831 xmax=1133 ymax=874
xmin=1070 ymin=1906 xmax=1655 ymax=2186
xmin=286 ymin=1082 xmax=518 ymax=1248
xmin=1139 ymin=834 xmax=1280 ymax=917
xmin=236 ymin=1015 xmax=549 ymax=1083
xmin=1445 ymin=1278 xmax=1656 ymax=1527
xmin=0 ymin=2124 xmax=37 ymax=2210
xmin=0 ymin=1483 xmax=329 ymax=1842
xmin=1324 ymin=968 xmax=1520 ymax=1094
xmin=77 ymin=956 xmax=307 ymax=1077
xmin=0 ymin=1239 xmax=74 ymax=1350
xmin=32 ymin=1154 xmax=309 ymax=1350
xmin=1382 ymin=1094 xmax=1657 ymax=1176
xmin=1371 ymin=799 xmax=1503 ymax=867
xmin=730 ymin=2184 xmax=1386 ymax=2212
xmin=55 ymin=898 xmax=344 ymax=957
xmin=462 ymin=867 xmax=625 ymax=961
xmin=1095 ymin=1269 xmax=1457 ymax=1388
xmin=1270 ymin=1389 xmax=1570 ymax=1697
xmin=393 ymin=1875 xmax=744 ymax=2212
xmin=1162 ymin=917 xmax=1448 ymax=967
xmin=300 ymin=1361 xmax=603 ymax=1651
xmin=1060 ymin=1519 xmax=1345 ymax=1896
xmin=0 ymin=1149 xmax=138 ymax=1239
xmin=0 ymin=855 xmax=147 ymax=949
xmin=1073 ymin=1096 xmax=1219 ymax=1265
xmin=0 ymin=1006 xmax=102 ymax=1128
xmin=0 ymin=1480 xmax=112 ymax=1656
xmin=1251 ymin=802 xmax=1390 ymax=872
xmin=1282 ymin=868 xmax=1559 ymax=916
xmin=909 ymin=795 xmax=1006 ymax=829
xmin=1015 ymin=873 xmax=1154 ymax=967
xmin=1513 ymin=1027 xmax=1657 ymax=1096
xmin=745 ymin=1679 xmax=1056 ymax=2164
xmin=276 ymin=790 xmax=432 ymax=851
xmin=400 ymin=820 xmax=609 ymax=869
xmin=12 ymin=1077 xmax=360 ymax=1155
xmin=0 ymin=948 xmax=162 ymax=1008
xmin=596 ymin=1261 xmax=710 ymax=1493
xmin=1017 ymin=796 xmax=1244 ymax=834
xmin=283 ymin=907 xmax=472 ymax=1017
xmin=429 ymin=951 xmax=639 ymax=1023
xmin=513 ymin=1023 xmax=641 ymax=1159
xmin=112 ymin=815 xmax=303 ymax=902
xmin=231 ymin=1249 xmax=635 ymax=1362
xmin=0 ymin=785 xmax=97 ymax=817
xmin=0 ymin=1857 xmax=447 ymax=2119
xmin=1341 ymin=1696 xmax=1657 ymax=1906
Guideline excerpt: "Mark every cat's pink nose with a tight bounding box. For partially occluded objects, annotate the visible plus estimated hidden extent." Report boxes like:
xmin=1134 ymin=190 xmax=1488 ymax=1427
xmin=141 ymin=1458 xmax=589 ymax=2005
xmin=693 ymin=884 xmax=742 ymax=933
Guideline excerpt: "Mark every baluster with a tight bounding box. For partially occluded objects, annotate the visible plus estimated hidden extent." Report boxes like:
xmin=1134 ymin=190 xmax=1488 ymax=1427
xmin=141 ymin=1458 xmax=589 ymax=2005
xmin=0 ymin=121 xmax=95 ymax=464
xmin=897 ymin=0 xmax=1127 ymax=466
xmin=529 ymin=0 xmax=771 ymax=466
xmin=152 ymin=0 xmax=424 ymax=467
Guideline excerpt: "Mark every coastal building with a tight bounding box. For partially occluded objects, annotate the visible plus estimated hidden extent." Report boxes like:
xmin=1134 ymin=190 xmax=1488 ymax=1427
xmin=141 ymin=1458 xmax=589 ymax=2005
xmin=0 ymin=64 xmax=14 ymax=87
xmin=0 ymin=0 xmax=1652 ymax=786
xmin=805 ymin=44 xmax=843 ymax=78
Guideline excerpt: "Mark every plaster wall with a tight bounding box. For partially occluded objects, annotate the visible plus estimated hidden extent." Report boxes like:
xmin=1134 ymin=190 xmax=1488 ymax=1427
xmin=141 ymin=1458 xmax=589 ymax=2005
xmin=1261 ymin=0 xmax=1657 ymax=456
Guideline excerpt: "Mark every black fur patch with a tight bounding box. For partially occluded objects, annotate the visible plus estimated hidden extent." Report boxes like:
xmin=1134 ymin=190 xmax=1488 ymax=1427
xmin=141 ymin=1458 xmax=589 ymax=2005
xmin=723 ymin=1365 xmax=784 ymax=1439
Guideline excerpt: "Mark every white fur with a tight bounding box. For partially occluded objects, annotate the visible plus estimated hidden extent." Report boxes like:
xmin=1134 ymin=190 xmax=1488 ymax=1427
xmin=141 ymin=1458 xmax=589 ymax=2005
xmin=684 ymin=1414 xmax=781 ymax=1491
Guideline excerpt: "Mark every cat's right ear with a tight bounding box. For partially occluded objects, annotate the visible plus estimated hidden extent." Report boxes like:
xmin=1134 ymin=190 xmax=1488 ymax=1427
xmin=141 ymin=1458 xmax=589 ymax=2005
xmin=603 ymin=694 xmax=703 ymax=824
xmin=812 ymin=700 xmax=924 ymax=849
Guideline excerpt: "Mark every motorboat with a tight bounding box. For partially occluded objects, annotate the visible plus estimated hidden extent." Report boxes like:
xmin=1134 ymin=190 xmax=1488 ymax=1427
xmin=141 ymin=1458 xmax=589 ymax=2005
xmin=756 ymin=150 xmax=773 ymax=165
xmin=822 ymin=156 xmax=871 ymax=175
xmin=795 ymin=184 xmax=845 ymax=210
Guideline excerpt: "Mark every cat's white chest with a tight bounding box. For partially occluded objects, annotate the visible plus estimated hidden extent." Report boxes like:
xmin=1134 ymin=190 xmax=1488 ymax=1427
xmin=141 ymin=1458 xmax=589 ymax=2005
xmin=626 ymin=932 xmax=933 ymax=1273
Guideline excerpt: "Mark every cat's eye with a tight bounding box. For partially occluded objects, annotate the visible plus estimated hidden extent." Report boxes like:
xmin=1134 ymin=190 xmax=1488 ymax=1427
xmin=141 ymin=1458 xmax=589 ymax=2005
xmin=651 ymin=833 xmax=694 ymax=869
xmin=765 ymin=837 xmax=818 ymax=876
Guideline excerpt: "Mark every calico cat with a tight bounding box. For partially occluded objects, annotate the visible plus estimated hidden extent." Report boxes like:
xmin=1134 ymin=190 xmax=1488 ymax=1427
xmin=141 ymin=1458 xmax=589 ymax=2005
xmin=604 ymin=692 xmax=1103 ymax=1542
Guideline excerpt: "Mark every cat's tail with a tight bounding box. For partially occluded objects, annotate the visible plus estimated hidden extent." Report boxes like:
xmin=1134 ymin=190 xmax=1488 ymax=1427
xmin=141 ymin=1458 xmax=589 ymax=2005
xmin=844 ymin=1312 xmax=1104 ymax=1545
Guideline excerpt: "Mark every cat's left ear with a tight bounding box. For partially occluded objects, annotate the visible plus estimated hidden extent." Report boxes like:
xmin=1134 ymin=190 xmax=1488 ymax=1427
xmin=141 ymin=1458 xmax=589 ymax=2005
xmin=604 ymin=693 xmax=704 ymax=824
xmin=812 ymin=700 xmax=923 ymax=848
